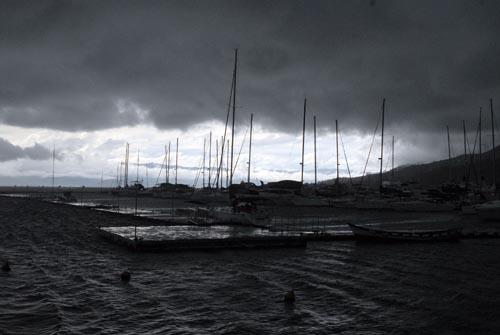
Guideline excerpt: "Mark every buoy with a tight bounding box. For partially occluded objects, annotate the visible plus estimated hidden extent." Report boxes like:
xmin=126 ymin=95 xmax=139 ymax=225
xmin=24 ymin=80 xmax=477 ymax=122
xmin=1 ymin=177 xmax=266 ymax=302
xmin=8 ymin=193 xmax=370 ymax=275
xmin=284 ymin=289 xmax=295 ymax=304
xmin=2 ymin=261 xmax=11 ymax=272
xmin=120 ymin=271 xmax=131 ymax=282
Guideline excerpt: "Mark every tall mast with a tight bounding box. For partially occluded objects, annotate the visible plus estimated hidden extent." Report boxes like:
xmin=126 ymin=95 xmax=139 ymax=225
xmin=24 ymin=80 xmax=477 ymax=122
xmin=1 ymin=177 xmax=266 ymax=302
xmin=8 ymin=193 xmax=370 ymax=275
xmin=164 ymin=145 xmax=168 ymax=185
xmin=391 ymin=136 xmax=395 ymax=181
xmin=463 ymin=120 xmax=467 ymax=181
xmin=491 ymin=98 xmax=496 ymax=187
xmin=226 ymin=139 xmax=230 ymax=187
xmin=215 ymin=138 xmax=219 ymax=189
xmin=208 ymin=131 xmax=212 ymax=188
xmin=301 ymin=98 xmax=307 ymax=184
xmin=313 ymin=115 xmax=317 ymax=185
xmin=247 ymin=113 xmax=253 ymax=183
xmin=167 ymin=141 xmax=171 ymax=184
xmin=202 ymin=137 xmax=206 ymax=188
xmin=230 ymin=48 xmax=238 ymax=186
xmin=220 ymin=136 xmax=224 ymax=189
xmin=175 ymin=138 xmax=179 ymax=185
xmin=479 ymin=107 xmax=482 ymax=180
xmin=447 ymin=125 xmax=451 ymax=180
xmin=116 ymin=163 xmax=120 ymax=188
xmin=215 ymin=49 xmax=236 ymax=187
xmin=124 ymin=142 xmax=129 ymax=187
xmin=336 ymin=119 xmax=339 ymax=185
xmin=52 ymin=144 xmax=55 ymax=192
xmin=379 ymin=98 xmax=385 ymax=193
xmin=136 ymin=148 xmax=140 ymax=183
xmin=119 ymin=162 xmax=123 ymax=187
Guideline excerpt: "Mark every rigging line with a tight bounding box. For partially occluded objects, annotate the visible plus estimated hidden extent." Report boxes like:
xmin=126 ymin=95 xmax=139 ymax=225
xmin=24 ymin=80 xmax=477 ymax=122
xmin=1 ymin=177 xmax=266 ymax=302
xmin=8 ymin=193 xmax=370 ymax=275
xmin=359 ymin=110 xmax=382 ymax=189
xmin=155 ymin=154 xmax=167 ymax=186
xmin=450 ymin=135 xmax=456 ymax=158
xmin=232 ymin=126 xmax=249 ymax=177
xmin=466 ymin=120 xmax=481 ymax=183
xmin=339 ymin=129 xmax=353 ymax=185
xmin=494 ymin=113 xmax=499 ymax=150
xmin=450 ymin=129 xmax=457 ymax=158
xmin=193 ymin=156 xmax=203 ymax=188
xmin=464 ymin=122 xmax=475 ymax=157
xmin=384 ymin=142 xmax=391 ymax=173
xmin=285 ymin=109 xmax=303 ymax=163
xmin=194 ymin=154 xmax=203 ymax=187
xmin=215 ymin=72 xmax=235 ymax=186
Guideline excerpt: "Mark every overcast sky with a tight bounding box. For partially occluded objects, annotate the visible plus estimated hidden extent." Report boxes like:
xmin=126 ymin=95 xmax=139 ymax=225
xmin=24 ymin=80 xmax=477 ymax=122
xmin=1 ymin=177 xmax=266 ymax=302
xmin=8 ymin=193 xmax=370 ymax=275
xmin=0 ymin=0 xmax=499 ymax=186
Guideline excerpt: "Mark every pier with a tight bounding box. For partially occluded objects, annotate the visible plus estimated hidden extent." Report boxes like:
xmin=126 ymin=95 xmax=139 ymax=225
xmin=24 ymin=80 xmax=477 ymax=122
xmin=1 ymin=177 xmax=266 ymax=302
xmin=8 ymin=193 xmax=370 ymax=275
xmin=98 ymin=226 xmax=307 ymax=252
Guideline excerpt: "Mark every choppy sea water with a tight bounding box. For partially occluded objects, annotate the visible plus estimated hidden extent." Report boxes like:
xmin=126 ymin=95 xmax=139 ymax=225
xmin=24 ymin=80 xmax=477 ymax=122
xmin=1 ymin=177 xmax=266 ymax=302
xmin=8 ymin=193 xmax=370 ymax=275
xmin=3 ymin=242 xmax=500 ymax=334
xmin=1 ymin=199 xmax=500 ymax=334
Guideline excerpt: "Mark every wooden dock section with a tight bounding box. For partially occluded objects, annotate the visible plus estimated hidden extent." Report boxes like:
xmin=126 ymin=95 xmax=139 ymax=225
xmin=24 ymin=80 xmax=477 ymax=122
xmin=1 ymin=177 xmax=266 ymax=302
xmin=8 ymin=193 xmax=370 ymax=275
xmin=98 ymin=228 xmax=307 ymax=252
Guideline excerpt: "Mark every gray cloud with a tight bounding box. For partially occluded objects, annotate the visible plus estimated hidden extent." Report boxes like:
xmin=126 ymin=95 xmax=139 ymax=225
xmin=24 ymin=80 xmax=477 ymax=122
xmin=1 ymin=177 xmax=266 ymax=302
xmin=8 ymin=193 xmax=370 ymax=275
xmin=0 ymin=0 xmax=499 ymax=135
xmin=0 ymin=137 xmax=52 ymax=161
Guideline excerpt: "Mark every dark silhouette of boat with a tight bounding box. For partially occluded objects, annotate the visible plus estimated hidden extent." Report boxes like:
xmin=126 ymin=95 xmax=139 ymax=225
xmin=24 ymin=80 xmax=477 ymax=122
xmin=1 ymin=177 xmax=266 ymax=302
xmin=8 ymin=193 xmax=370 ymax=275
xmin=348 ymin=223 xmax=462 ymax=242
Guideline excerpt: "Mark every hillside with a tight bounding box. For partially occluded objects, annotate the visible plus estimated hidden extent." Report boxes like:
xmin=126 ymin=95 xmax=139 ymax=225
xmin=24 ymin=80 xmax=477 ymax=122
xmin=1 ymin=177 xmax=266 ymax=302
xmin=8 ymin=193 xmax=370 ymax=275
xmin=323 ymin=145 xmax=500 ymax=189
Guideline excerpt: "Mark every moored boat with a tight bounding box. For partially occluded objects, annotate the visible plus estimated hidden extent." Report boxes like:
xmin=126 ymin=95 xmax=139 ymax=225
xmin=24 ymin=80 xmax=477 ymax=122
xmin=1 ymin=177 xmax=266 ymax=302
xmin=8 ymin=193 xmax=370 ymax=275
xmin=476 ymin=200 xmax=500 ymax=222
xmin=348 ymin=223 xmax=462 ymax=242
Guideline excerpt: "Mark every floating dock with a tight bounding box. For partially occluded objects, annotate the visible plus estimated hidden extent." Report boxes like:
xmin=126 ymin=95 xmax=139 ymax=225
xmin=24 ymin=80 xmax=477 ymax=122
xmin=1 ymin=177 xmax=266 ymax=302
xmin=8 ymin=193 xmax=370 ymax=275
xmin=98 ymin=225 xmax=307 ymax=252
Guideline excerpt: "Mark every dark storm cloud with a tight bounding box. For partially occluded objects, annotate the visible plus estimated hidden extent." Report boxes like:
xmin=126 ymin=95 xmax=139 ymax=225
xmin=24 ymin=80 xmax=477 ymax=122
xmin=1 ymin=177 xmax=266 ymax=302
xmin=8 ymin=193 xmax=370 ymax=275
xmin=0 ymin=0 xmax=499 ymax=134
xmin=0 ymin=137 xmax=51 ymax=161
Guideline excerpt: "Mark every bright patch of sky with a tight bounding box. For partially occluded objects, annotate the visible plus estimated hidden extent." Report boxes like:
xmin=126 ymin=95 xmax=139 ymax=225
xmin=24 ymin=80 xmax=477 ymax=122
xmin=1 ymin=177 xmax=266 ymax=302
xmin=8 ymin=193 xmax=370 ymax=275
xmin=0 ymin=120 xmax=464 ymax=187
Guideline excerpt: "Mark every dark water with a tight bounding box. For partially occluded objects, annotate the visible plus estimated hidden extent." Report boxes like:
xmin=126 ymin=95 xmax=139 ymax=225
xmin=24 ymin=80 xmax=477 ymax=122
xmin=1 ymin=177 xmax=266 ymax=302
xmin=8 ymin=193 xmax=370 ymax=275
xmin=2 ymin=241 xmax=500 ymax=334
xmin=1 ymin=199 xmax=500 ymax=334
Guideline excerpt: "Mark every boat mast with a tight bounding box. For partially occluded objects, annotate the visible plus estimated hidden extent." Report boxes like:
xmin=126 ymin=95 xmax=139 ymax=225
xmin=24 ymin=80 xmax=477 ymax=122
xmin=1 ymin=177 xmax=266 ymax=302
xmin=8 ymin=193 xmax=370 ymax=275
xmin=52 ymin=144 xmax=55 ymax=193
xmin=116 ymin=163 xmax=120 ymax=188
xmin=247 ymin=113 xmax=253 ymax=183
xmin=167 ymin=141 xmax=171 ymax=184
xmin=313 ymin=115 xmax=317 ymax=185
xmin=301 ymin=98 xmax=307 ymax=184
xmin=226 ymin=139 xmax=230 ymax=187
xmin=119 ymin=162 xmax=123 ymax=187
xmin=215 ymin=138 xmax=219 ymax=188
xmin=491 ymin=98 xmax=496 ymax=187
xmin=391 ymin=135 xmax=395 ymax=181
xmin=379 ymin=98 xmax=385 ymax=193
xmin=136 ymin=148 xmax=140 ymax=184
xmin=479 ymin=107 xmax=482 ymax=180
xmin=175 ymin=138 xmax=179 ymax=185
xmin=208 ymin=131 xmax=212 ymax=188
xmin=164 ymin=145 xmax=168 ymax=185
xmin=221 ymin=136 xmax=227 ymax=190
xmin=230 ymin=48 xmax=238 ymax=186
xmin=463 ymin=120 xmax=467 ymax=181
xmin=336 ymin=119 xmax=339 ymax=186
xmin=202 ymin=137 xmax=206 ymax=188
xmin=447 ymin=125 xmax=452 ymax=180
xmin=124 ymin=142 xmax=129 ymax=187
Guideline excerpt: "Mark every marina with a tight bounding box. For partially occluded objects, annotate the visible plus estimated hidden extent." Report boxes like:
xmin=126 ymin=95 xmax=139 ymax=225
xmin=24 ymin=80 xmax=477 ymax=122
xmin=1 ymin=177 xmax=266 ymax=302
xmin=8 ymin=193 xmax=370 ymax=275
xmin=2 ymin=2 xmax=500 ymax=333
